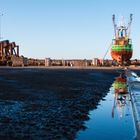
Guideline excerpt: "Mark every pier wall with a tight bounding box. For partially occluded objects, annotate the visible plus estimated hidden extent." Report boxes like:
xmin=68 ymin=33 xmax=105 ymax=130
xmin=126 ymin=70 xmax=140 ymax=140
xmin=45 ymin=59 xmax=92 ymax=67
xmin=44 ymin=58 xmax=114 ymax=67
xmin=24 ymin=58 xmax=140 ymax=67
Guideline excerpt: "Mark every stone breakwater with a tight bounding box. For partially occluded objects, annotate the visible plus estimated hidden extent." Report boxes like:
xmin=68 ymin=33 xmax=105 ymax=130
xmin=0 ymin=68 xmax=117 ymax=140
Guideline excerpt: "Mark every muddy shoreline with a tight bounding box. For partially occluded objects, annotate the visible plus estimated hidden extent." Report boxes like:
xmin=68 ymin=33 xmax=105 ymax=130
xmin=0 ymin=68 xmax=118 ymax=140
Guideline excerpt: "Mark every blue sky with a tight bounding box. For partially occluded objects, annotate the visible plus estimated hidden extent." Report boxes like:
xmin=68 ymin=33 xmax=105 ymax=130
xmin=0 ymin=0 xmax=140 ymax=59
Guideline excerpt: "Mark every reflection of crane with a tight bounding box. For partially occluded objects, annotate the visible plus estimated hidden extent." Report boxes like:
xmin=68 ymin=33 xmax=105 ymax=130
xmin=112 ymin=93 xmax=128 ymax=118
xmin=111 ymin=14 xmax=133 ymax=66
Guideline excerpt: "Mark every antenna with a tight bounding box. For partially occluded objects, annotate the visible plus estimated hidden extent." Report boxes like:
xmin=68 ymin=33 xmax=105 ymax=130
xmin=0 ymin=13 xmax=3 ymax=40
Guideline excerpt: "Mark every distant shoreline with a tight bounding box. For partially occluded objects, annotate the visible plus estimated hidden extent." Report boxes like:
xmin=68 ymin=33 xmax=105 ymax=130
xmin=0 ymin=66 xmax=140 ymax=70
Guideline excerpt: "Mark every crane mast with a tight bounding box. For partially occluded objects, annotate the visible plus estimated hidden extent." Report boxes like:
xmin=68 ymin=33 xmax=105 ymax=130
xmin=127 ymin=14 xmax=133 ymax=38
xmin=112 ymin=14 xmax=117 ymax=37
xmin=112 ymin=14 xmax=133 ymax=39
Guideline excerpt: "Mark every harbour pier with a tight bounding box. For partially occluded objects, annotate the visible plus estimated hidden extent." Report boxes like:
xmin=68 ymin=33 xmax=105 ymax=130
xmin=126 ymin=70 xmax=140 ymax=140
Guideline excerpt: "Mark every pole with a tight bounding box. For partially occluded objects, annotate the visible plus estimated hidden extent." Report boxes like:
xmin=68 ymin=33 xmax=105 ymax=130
xmin=0 ymin=13 xmax=3 ymax=40
xmin=0 ymin=13 xmax=4 ymax=59
xmin=112 ymin=14 xmax=116 ymax=37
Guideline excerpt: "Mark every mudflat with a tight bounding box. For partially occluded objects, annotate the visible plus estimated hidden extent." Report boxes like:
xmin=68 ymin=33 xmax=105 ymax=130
xmin=0 ymin=68 xmax=118 ymax=140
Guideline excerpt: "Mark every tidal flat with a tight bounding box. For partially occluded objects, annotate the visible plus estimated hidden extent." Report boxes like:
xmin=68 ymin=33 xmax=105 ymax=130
xmin=0 ymin=68 xmax=118 ymax=140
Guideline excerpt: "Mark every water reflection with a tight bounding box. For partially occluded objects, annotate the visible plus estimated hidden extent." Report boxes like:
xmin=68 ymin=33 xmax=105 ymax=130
xmin=76 ymin=71 xmax=135 ymax=140
xmin=112 ymin=71 xmax=130 ymax=118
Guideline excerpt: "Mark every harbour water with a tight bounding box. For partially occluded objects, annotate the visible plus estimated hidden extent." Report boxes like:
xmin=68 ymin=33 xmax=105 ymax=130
xmin=76 ymin=86 xmax=136 ymax=140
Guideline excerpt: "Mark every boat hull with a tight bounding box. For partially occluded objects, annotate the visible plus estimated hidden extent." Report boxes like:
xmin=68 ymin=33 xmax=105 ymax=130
xmin=111 ymin=44 xmax=132 ymax=63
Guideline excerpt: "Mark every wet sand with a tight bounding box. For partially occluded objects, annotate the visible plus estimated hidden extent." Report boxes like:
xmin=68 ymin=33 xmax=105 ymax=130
xmin=0 ymin=68 xmax=118 ymax=140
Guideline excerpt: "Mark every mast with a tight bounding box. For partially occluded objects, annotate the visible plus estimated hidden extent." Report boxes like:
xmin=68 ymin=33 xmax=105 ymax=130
xmin=127 ymin=14 xmax=133 ymax=38
xmin=112 ymin=14 xmax=117 ymax=37
xmin=112 ymin=14 xmax=133 ymax=39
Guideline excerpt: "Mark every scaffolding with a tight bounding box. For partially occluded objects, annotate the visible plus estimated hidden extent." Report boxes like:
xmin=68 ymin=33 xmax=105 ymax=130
xmin=0 ymin=40 xmax=19 ymax=65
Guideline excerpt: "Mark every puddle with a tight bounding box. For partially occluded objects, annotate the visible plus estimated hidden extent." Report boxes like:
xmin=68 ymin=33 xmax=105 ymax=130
xmin=76 ymin=73 xmax=136 ymax=140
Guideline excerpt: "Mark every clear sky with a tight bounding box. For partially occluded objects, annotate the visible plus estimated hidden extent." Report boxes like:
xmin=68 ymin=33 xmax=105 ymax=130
xmin=0 ymin=0 xmax=140 ymax=59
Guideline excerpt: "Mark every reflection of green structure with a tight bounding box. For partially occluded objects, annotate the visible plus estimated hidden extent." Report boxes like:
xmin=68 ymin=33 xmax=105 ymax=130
xmin=113 ymin=81 xmax=127 ymax=89
xmin=112 ymin=76 xmax=128 ymax=93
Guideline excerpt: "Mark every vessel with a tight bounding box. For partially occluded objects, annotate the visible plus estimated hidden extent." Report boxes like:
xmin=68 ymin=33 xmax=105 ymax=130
xmin=111 ymin=14 xmax=133 ymax=65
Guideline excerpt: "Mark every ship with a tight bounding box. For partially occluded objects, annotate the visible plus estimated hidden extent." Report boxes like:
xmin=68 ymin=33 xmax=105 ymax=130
xmin=111 ymin=14 xmax=133 ymax=65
